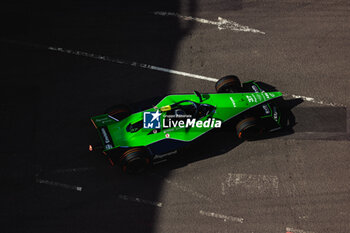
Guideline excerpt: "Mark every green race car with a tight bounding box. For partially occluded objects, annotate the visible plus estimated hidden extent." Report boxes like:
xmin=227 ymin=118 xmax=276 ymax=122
xmin=90 ymin=76 xmax=284 ymax=173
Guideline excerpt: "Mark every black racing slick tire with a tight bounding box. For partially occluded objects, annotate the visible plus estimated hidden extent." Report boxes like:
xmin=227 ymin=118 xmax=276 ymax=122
xmin=215 ymin=75 xmax=241 ymax=93
xmin=105 ymin=104 xmax=131 ymax=121
xmin=236 ymin=117 xmax=263 ymax=140
xmin=120 ymin=148 xmax=150 ymax=174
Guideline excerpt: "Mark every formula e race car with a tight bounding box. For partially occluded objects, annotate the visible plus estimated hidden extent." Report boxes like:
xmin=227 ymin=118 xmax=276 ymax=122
xmin=90 ymin=75 xmax=284 ymax=173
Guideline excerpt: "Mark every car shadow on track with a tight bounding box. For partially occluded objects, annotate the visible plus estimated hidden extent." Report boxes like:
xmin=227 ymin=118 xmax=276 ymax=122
xmin=151 ymin=96 xmax=303 ymax=172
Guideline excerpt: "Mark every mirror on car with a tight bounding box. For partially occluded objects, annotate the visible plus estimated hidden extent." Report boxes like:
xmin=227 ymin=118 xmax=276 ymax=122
xmin=193 ymin=90 xmax=202 ymax=102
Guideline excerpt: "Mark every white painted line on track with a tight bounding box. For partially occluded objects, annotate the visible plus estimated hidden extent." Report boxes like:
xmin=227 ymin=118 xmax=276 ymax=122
xmin=48 ymin=45 xmax=344 ymax=107
xmin=51 ymin=167 xmax=95 ymax=174
xmin=199 ymin=210 xmax=244 ymax=223
xmin=164 ymin=178 xmax=213 ymax=202
xmin=118 ymin=194 xmax=163 ymax=208
xmin=47 ymin=46 xmax=218 ymax=82
xmin=221 ymin=182 xmax=226 ymax=195
xmin=36 ymin=179 xmax=83 ymax=191
xmin=286 ymin=226 xmax=314 ymax=233
xmin=4 ymin=40 xmax=344 ymax=107
xmin=285 ymin=94 xmax=345 ymax=107
xmin=222 ymin=173 xmax=279 ymax=196
xmin=153 ymin=12 xmax=266 ymax=34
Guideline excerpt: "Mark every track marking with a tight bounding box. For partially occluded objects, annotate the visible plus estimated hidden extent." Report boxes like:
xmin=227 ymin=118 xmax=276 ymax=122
xmin=3 ymin=40 xmax=344 ymax=107
xmin=118 ymin=194 xmax=163 ymax=208
xmin=286 ymin=226 xmax=314 ymax=233
xmin=47 ymin=47 xmax=218 ymax=82
xmin=199 ymin=210 xmax=244 ymax=223
xmin=153 ymin=11 xmax=266 ymax=34
xmin=222 ymin=173 xmax=279 ymax=196
xmin=164 ymin=178 xmax=213 ymax=202
xmin=298 ymin=215 xmax=308 ymax=220
xmin=51 ymin=167 xmax=95 ymax=174
xmin=36 ymin=179 xmax=82 ymax=191
xmin=285 ymin=94 xmax=345 ymax=107
xmin=47 ymin=46 xmax=345 ymax=107
xmin=221 ymin=182 xmax=226 ymax=195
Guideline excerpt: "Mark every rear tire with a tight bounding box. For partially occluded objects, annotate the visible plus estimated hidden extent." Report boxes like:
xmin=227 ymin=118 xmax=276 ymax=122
xmin=236 ymin=117 xmax=263 ymax=140
xmin=120 ymin=148 xmax=150 ymax=174
xmin=215 ymin=75 xmax=241 ymax=93
xmin=105 ymin=104 xmax=131 ymax=121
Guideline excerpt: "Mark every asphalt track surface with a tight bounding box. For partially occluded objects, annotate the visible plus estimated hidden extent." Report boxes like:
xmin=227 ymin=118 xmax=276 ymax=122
xmin=1 ymin=0 xmax=349 ymax=232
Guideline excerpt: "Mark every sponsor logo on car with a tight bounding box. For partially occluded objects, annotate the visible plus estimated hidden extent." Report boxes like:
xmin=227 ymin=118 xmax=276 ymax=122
xmin=262 ymin=104 xmax=270 ymax=114
xmin=273 ymin=106 xmax=278 ymax=121
xmin=256 ymin=93 xmax=262 ymax=101
xmin=246 ymin=95 xmax=255 ymax=103
xmin=105 ymin=144 xmax=113 ymax=150
xmin=101 ymin=127 xmax=110 ymax=144
xmin=252 ymin=85 xmax=259 ymax=93
xmin=101 ymin=127 xmax=113 ymax=150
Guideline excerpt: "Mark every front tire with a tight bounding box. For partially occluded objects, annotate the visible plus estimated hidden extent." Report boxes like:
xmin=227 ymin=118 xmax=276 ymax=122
xmin=120 ymin=148 xmax=150 ymax=174
xmin=215 ymin=75 xmax=241 ymax=93
xmin=236 ymin=117 xmax=263 ymax=140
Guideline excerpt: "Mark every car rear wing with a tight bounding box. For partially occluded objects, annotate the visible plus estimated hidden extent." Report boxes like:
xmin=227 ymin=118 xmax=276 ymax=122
xmin=90 ymin=114 xmax=118 ymax=150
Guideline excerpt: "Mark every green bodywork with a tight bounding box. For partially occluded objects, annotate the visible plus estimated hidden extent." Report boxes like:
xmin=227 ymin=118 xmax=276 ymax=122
xmin=91 ymin=90 xmax=283 ymax=152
